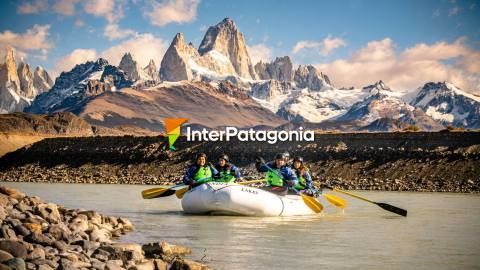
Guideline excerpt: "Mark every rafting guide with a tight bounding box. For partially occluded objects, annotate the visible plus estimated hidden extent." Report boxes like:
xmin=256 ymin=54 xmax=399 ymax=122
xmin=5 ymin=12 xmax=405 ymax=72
xmin=186 ymin=126 xmax=314 ymax=144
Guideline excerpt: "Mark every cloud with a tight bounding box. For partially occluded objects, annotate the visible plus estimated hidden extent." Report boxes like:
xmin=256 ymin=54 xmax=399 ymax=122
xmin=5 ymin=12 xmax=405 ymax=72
xmin=75 ymin=19 xmax=85 ymax=27
xmin=52 ymin=48 xmax=97 ymax=78
xmin=248 ymin=44 xmax=273 ymax=64
xmin=432 ymin=8 xmax=440 ymax=17
xmin=83 ymin=0 xmax=118 ymax=23
xmin=53 ymin=0 xmax=80 ymax=16
xmin=17 ymin=0 xmax=48 ymax=14
xmin=448 ymin=7 xmax=459 ymax=16
xmin=145 ymin=0 xmax=200 ymax=27
xmin=316 ymin=37 xmax=480 ymax=94
xmin=0 ymin=24 xmax=53 ymax=59
xmin=292 ymin=36 xmax=346 ymax=56
xmin=104 ymin=24 xmax=136 ymax=40
xmin=101 ymin=33 xmax=167 ymax=67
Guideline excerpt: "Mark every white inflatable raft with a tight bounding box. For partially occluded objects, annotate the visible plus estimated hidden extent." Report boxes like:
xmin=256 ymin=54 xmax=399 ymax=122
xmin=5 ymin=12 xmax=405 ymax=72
xmin=181 ymin=182 xmax=319 ymax=216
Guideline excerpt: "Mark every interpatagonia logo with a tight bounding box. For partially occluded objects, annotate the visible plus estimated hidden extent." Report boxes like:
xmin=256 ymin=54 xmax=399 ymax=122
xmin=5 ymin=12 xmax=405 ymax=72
xmin=164 ymin=118 xmax=189 ymax=150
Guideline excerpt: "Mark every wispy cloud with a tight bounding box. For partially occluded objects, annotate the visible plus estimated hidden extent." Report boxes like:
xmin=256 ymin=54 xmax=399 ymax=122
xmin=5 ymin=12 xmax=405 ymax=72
xmin=17 ymin=0 xmax=48 ymax=14
xmin=432 ymin=8 xmax=440 ymax=17
xmin=248 ymin=43 xmax=273 ymax=64
xmin=316 ymin=37 xmax=480 ymax=94
xmin=145 ymin=0 xmax=200 ymax=27
xmin=292 ymin=36 xmax=346 ymax=56
xmin=103 ymin=24 xmax=136 ymax=41
xmin=448 ymin=7 xmax=460 ymax=16
xmin=0 ymin=24 xmax=53 ymax=60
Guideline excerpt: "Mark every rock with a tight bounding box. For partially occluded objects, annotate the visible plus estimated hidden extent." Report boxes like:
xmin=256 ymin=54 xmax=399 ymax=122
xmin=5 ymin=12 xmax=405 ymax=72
xmin=23 ymin=224 xmax=42 ymax=235
xmin=26 ymin=247 xmax=45 ymax=260
xmin=35 ymin=203 xmax=61 ymax=223
xmin=160 ymin=33 xmax=199 ymax=82
xmin=198 ymin=18 xmax=256 ymax=79
xmin=98 ymin=243 xmax=143 ymax=263
xmin=17 ymin=61 xmax=35 ymax=98
xmin=48 ymin=224 xmax=71 ymax=241
xmin=0 ymin=194 xmax=10 ymax=208
xmin=142 ymin=242 xmax=190 ymax=258
xmin=117 ymin=218 xmax=134 ymax=232
xmin=0 ymin=240 xmax=28 ymax=258
xmin=0 ymin=250 xmax=13 ymax=263
xmin=68 ymin=215 xmax=89 ymax=233
xmin=119 ymin=53 xmax=151 ymax=81
xmin=0 ymin=47 xmax=29 ymax=113
xmin=0 ymin=264 xmax=12 ymax=270
xmin=13 ymin=225 xmax=30 ymax=237
xmin=170 ymin=259 xmax=210 ymax=270
xmin=250 ymin=80 xmax=291 ymax=101
xmin=89 ymin=228 xmax=112 ymax=243
xmin=24 ymin=233 xmax=55 ymax=246
xmin=90 ymin=259 xmax=105 ymax=270
xmin=37 ymin=264 xmax=53 ymax=270
xmin=105 ymin=260 xmax=124 ymax=270
xmin=143 ymin=59 xmax=160 ymax=82
xmin=0 ymin=187 xmax=25 ymax=200
xmin=294 ymin=65 xmax=333 ymax=91
xmin=71 ymin=240 xmax=99 ymax=256
xmin=254 ymin=56 xmax=293 ymax=81
xmin=129 ymin=260 xmax=154 ymax=270
xmin=153 ymin=259 xmax=167 ymax=270
xmin=33 ymin=66 xmax=53 ymax=93
xmin=58 ymin=259 xmax=76 ymax=270
xmin=52 ymin=240 xmax=68 ymax=252
xmin=2 ymin=258 xmax=26 ymax=270
xmin=0 ymin=226 xmax=17 ymax=240
xmin=24 ymin=262 xmax=34 ymax=270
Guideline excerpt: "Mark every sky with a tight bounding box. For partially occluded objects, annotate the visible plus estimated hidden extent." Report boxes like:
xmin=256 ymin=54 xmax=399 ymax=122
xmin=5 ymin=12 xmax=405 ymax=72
xmin=0 ymin=0 xmax=479 ymax=93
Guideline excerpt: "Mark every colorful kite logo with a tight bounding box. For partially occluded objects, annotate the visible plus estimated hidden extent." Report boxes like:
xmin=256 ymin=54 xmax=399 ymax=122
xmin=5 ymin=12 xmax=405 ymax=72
xmin=164 ymin=118 xmax=188 ymax=150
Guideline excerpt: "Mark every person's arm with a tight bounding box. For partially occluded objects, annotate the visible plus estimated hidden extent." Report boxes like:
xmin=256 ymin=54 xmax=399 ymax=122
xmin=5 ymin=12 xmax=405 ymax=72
xmin=210 ymin=166 xmax=219 ymax=178
xmin=303 ymin=170 xmax=313 ymax=188
xmin=182 ymin=166 xmax=196 ymax=185
xmin=231 ymin=165 xmax=241 ymax=180
xmin=283 ymin=167 xmax=298 ymax=187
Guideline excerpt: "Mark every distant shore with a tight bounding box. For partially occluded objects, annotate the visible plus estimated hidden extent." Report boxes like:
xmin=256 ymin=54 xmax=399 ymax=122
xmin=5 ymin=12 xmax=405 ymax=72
xmin=0 ymin=132 xmax=479 ymax=192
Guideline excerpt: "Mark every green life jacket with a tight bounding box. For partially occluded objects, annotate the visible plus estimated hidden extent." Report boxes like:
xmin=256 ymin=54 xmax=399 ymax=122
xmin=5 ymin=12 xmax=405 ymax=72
xmin=194 ymin=166 xmax=212 ymax=183
xmin=217 ymin=168 xmax=235 ymax=183
xmin=294 ymin=169 xmax=309 ymax=190
xmin=265 ymin=169 xmax=283 ymax=187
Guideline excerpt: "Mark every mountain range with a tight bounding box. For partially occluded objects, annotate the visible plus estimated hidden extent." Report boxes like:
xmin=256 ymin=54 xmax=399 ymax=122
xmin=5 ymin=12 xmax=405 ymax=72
xmin=1 ymin=17 xmax=479 ymax=132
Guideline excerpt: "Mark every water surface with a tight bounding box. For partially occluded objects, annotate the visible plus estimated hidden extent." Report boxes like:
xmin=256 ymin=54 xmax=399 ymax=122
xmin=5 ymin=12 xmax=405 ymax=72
xmin=2 ymin=182 xmax=479 ymax=270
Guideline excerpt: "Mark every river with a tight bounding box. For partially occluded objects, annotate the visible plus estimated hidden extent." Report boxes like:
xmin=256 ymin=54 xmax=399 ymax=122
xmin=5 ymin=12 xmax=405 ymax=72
xmin=2 ymin=182 xmax=479 ymax=270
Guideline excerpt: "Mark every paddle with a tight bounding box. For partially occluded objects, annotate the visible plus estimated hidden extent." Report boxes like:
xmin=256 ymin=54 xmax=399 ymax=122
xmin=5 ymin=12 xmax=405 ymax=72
xmin=141 ymin=184 xmax=185 ymax=199
xmin=260 ymin=161 xmax=324 ymax=214
xmin=325 ymin=186 xmax=407 ymax=217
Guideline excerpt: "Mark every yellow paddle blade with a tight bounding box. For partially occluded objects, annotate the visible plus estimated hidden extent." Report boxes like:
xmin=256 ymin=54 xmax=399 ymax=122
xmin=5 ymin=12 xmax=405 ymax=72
xmin=300 ymin=193 xmax=323 ymax=213
xmin=323 ymin=194 xmax=347 ymax=209
xmin=141 ymin=187 xmax=172 ymax=199
xmin=175 ymin=186 xmax=189 ymax=199
xmin=237 ymin=179 xmax=265 ymax=185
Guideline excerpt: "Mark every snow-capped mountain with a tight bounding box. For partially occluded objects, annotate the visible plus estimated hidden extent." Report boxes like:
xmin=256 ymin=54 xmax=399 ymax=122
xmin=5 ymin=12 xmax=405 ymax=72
xmin=26 ymin=58 xmax=132 ymax=114
xmin=0 ymin=47 xmax=53 ymax=113
xmin=410 ymin=82 xmax=480 ymax=128
xmin=119 ymin=53 xmax=152 ymax=82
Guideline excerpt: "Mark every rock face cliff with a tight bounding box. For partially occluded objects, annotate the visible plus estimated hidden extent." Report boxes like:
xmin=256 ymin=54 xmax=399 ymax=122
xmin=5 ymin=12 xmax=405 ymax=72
xmin=160 ymin=33 xmax=199 ymax=81
xmin=119 ymin=53 xmax=151 ymax=81
xmin=255 ymin=56 xmax=294 ymax=82
xmin=294 ymin=65 xmax=333 ymax=91
xmin=0 ymin=47 xmax=53 ymax=113
xmin=198 ymin=18 xmax=257 ymax=79
xmin=143 ymin=59 xmax=160 ymax=82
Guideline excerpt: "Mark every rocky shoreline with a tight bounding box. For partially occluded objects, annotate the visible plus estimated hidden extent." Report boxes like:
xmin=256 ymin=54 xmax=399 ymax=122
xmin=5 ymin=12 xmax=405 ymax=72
xmin=0 ymin=185 xmax=210 ymax=270
xmin=0 ymin=132 xmax=479 ymax=192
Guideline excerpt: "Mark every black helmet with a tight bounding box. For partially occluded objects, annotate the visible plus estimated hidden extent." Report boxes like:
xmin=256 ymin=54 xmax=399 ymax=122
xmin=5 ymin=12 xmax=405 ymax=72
xmin=275 ymin=153 xmax=286 ymax=160
xmin=218 ymin=154 xmax=229 ymax=163
xmin=293 ymin=156 xmax=304 ymax=163
xmin=196 ymin=153 xmax=207 ymax=160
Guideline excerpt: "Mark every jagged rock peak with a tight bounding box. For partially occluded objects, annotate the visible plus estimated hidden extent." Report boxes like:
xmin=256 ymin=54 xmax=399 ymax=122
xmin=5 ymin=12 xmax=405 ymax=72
xmin=198 ymin=18 xmax=256 ymax=79
xmin=17 ymin=60 xmax=35 ymax=98
xmin=144 ymin=59 xmax=159 ymax=82
xmin=294 ymin=65 xmax=333 ymax=91
xmin=119 ymin=52 xmax=151 ymax=81
xmin=255 ymin=56 xmax=293 ymax=82
xmin=33 ymin=66 xmax=53 ymax=93
xmin=363 ymin=80 xmax=391 ymax=92
xmin=160 ymin=32 xmax=199 ymax=82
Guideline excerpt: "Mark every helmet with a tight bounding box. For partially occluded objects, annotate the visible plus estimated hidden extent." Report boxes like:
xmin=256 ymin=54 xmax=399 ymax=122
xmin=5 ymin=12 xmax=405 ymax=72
xmin=275 ymin=153 xmax=286 ymax=160
xmin=283 ymin=151 xmax=290 ymax=160
xmin=293 ymin=156 xmax=304 ymax=163
xmin=196 ymin=153 xmax=207 ymax=160
xmin=218 ymin=154 xmax=229 ymax=163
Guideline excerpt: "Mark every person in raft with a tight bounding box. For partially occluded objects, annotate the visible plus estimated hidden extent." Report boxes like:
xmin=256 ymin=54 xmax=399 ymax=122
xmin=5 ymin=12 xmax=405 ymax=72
xmin=255 ymin=153 xmax=298 ymax=195
xmin=183 ymin=153 xmax=219 ymax=188
xmin=291 ymin=156 xmax=316 ymax=197
xmin=214 ymin=154 xmax=241 ymax=183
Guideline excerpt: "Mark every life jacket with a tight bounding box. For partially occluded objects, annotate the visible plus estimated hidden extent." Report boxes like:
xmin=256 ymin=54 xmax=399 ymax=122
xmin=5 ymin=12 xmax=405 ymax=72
xmin=294 ymin=168 xmax=309 ymax=190
xmin=217 ymin=166 xmax=235 ymax=183
xmin=194 ymin=166 xmax=212 ymax=183
xmin=265 ymin=169 xmax=283 ymax=187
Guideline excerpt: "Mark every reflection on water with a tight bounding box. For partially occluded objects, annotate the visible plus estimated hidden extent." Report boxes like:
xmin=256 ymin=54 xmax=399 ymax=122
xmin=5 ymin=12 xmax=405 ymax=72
xmin=2 ymin=182 xmax=480 ymax=270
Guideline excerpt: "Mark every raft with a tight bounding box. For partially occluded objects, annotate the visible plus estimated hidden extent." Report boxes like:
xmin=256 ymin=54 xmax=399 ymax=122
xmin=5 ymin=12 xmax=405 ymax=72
xmin=181 ymin=182 xmax=319 ymax=216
